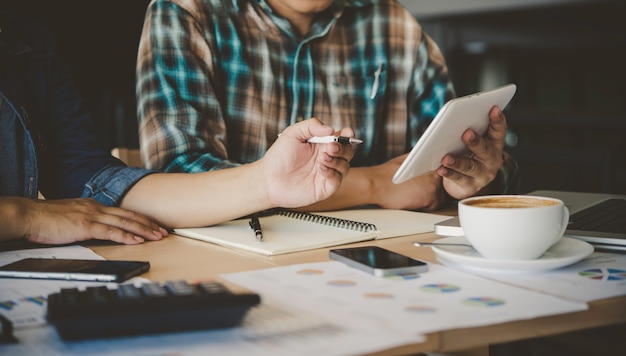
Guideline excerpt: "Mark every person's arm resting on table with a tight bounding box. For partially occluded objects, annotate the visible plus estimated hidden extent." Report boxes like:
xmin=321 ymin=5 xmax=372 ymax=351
xmin=0 ymin=119 xmax=354 ymax=245
xmin=122 ymin=119 xmax=355 ymax=228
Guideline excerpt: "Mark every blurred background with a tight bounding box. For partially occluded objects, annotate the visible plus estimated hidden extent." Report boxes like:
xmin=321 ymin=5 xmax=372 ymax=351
xmin=401 ymin=0 xmax=626 ymax=195
xmin=7 ymin=0 xmax=626 ymax=194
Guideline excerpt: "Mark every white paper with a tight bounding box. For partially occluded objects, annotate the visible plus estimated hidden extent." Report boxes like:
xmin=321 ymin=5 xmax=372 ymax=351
xmin=452 ymin=252 xmax=626 ymax=302
xmin=3 ymin=302 xmax=421 ymax=356
xmin=0 ymin=246 xmax=421 ymax=355
xmin=222 ymin=261 xmax=588 ymax=336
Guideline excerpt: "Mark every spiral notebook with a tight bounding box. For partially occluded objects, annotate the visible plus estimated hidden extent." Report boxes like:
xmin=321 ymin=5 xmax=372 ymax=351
xmin=174 ymin=209 xmax=450 ymax=256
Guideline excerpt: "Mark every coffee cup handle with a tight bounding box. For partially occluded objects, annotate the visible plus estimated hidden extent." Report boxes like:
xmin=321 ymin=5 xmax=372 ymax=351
xmin=555 ymin=207 xmax=570 ymax=243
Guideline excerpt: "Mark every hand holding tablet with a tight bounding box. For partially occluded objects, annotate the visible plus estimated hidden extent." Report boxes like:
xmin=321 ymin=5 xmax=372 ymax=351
xmin=392 ymin=84 xmax=517 ymax=184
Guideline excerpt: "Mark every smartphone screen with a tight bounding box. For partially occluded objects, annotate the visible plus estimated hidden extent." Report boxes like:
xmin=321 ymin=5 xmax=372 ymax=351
xmin=329 ymin=246 xmax=428 ymax=277
xmin=0 ymin=258 xmax=150 ymax=282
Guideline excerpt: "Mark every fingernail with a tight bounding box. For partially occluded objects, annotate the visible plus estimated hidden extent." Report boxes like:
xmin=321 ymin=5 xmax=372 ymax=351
xmin=153 ymin=230 xmax=163 ymax=238
xmin=134 ymin=236 xmax=145 ymax=243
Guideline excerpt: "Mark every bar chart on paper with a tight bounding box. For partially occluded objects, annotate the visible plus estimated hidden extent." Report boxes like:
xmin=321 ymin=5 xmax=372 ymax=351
xmin=0 ymin=283 xmax=56 ymax=328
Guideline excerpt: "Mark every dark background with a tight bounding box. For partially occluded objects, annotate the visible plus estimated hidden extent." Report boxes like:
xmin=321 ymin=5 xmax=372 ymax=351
xmin=4 ymin=0 xmax=151 ymax=149
xmin=5 ymin=0 xmax=626 ymax=195
xmin=422 ymin=1 xmax=626 ymax=195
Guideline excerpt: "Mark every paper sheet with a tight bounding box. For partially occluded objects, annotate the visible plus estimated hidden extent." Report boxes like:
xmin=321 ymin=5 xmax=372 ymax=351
xmin=3 ymin=302 xmax=422 ymax=356
xmin=449 ymin=252 xmax=626 ymax=302
xmin=222 ymin=261 xmax=588 ymax=336
xmin=0 ymin=245 xmax=422 ymax=355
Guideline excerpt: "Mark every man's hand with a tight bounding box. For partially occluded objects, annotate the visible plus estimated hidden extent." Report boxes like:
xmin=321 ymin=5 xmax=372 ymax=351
xmin=437 ymin=105 xmax=507 ymax=199
xmin=262 ymin=118 xmax=355 ymax=208
xmin=1 ymin=197 xmax=167 ymax=245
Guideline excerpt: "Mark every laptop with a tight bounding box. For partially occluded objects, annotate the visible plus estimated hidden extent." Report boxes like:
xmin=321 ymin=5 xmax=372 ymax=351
xmin=434 ymin=190 xmax=626 ymax=252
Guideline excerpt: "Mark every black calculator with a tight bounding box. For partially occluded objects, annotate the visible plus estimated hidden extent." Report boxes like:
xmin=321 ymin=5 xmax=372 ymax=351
xmin=46 ymin=280 xmax=261 ymax=340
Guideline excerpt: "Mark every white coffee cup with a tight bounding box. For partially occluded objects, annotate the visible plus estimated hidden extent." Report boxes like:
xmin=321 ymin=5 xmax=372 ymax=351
xmin=458 ymin=195 xmax=569 ymax=260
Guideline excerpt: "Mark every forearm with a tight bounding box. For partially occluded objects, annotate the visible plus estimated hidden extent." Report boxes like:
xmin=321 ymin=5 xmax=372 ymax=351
xmin=122 ymin=119 xmax=354 ymax=227
xmin=0 ymin=197 xmax=32 ymax=241
xmin=120 ymin=162 xmax=271 ymax=228
xmin=305 ymin=163 xmax=447 ymax=212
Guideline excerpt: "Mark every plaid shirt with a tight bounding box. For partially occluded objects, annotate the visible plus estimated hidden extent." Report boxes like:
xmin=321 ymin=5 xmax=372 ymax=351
xmin=137 ymin=0 xmax=518 ymax=192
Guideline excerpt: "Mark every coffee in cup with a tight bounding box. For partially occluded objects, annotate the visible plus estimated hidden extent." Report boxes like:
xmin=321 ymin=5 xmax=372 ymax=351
xmin=458 ymin=195 xmax=569 ymax=260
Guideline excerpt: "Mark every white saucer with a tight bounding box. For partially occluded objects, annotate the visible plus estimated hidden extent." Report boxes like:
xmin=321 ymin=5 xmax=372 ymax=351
xmin=432 ymin=236 xmax=594 ymax=274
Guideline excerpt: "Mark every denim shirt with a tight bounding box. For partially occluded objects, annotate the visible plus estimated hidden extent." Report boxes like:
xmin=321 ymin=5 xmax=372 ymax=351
xmin=0 ymin=14 xmax=154 ymax=206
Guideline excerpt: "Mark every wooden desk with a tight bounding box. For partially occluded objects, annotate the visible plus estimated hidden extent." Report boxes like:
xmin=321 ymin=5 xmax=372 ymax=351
xmin=90 ymin=231 xmax=626 ymax=355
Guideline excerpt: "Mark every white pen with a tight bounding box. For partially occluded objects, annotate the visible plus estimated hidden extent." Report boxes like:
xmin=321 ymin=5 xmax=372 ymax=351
xmin=306 ymin=136 xmax=363 ymax=145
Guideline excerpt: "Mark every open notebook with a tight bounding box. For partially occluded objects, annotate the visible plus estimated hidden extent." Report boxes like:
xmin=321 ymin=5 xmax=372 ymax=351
xmin=175 ymin=209 xmax=450 ymax=256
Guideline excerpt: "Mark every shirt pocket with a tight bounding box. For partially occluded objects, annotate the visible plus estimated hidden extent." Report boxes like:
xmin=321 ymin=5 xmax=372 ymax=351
xmin=315 ymin=63 xmax=387 ymax=166
xmin=321 ymin=63 xmax=387 ymax=145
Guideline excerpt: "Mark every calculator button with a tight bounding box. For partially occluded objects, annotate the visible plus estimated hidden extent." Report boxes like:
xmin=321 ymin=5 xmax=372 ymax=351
xmin=117 ymin=284 xmax=141 ymax=299
xmin=198 ymin=281 xmax=229 ymax=294
xmin=164 ymin=280 xmax=195 ymax=296
xmin=141 ymin=283 xmax=168 ymax=297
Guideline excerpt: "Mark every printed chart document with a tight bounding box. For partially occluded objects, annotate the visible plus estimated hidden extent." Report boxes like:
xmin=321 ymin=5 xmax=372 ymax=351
xmin=1 ymin=246 xmax=421 ymax=356
xmin=454 ymin=252 xmax=626 ymax=303
xmin=222 ymin=261 xmax=588 ymax=337
xmin=5 ymin=302 xmax=422 ymax=356
xmin=175 ymin=209 xmax=450 ymax=256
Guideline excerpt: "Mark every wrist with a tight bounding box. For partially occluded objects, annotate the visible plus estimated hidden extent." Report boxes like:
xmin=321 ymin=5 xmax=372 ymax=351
xmin=249 ymin=159 xmax=274 ymax=210
xmin=365 ymin=164 xmax=387 ymax=207
xmin=478 ymin=157 xmax=508 ymax=196
xmin=0 ymin=197 xmax=34 ymax=240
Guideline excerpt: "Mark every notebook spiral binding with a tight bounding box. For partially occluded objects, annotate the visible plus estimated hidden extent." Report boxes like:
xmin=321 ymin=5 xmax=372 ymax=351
xmin=277 ymin=210 xmax=377 ymax=233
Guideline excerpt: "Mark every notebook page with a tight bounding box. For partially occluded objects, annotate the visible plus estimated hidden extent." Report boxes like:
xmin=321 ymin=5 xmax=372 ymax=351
xmin=175 ymin=214 xmax=377 ymax=256
xmin=314 ymin=209 xmax=450 ymax=239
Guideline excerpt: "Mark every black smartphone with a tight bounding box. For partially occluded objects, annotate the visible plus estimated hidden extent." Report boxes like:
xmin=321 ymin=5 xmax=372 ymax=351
xmin=0 ymin=258 xmax=150 ymax=283
xmin=329 ymin=246 xmax=428 ymax=277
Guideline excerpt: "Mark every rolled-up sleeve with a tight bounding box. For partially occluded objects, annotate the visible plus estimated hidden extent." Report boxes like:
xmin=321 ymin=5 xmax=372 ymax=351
xmin=82 ymin=166 xmax=157 ymax=207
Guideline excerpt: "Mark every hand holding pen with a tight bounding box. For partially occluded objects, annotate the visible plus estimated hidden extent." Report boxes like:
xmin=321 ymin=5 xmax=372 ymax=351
xmin=260 ymin=118 xmax=356 ymax=209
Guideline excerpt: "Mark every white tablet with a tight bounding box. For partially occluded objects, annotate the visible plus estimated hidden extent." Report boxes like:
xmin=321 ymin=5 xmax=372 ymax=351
xmin=392 ymin=84 xmax=517 ymax=184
